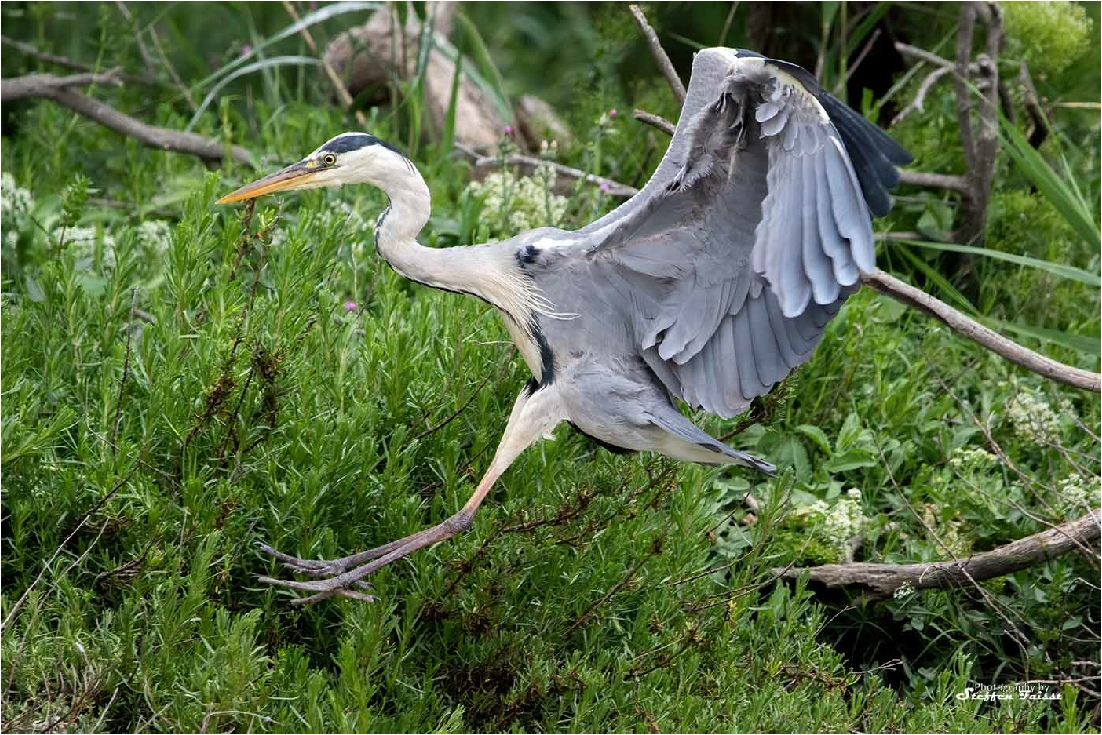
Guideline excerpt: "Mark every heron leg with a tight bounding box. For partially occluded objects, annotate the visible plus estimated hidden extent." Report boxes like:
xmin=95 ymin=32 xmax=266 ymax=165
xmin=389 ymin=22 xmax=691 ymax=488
xmin=258 ymin=383 xmax=564 ymax=604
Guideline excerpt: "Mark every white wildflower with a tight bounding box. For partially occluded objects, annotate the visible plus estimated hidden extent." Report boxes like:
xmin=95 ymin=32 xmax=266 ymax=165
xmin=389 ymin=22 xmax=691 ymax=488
xmin=55 ymin=225 xmax=116 ymax=269
xmin=137 ymin=220 xmax=173 ymax=256
xmin=1005 ymin=390 xmax=1063 ymax=444
xmin=949 ymin=446 xmax=998 ymax=470
xmin=806 ymin=489 xmax=868 ymax=559
xmin=893 ymin=582 xmax=916 ymax=600
xmin=466 ymin=161 xmax=568 ymax=238
xmin=2 ymin=172 xmax=34 ymax=248
xmin=1058 ymin=474 xmax=1100 ymax=512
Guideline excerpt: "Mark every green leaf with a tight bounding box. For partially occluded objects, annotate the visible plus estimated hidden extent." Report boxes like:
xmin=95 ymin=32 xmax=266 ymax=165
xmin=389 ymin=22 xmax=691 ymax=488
xmin=998 ymin=112 xmax=1101 ymax=250
xmin=891 ymin=240 xmax=1100 ymax=288
xmin=796 ymin=425 xmax=832 ymax=455
xmin=986 ymin=318 xmax=1101 ymax=356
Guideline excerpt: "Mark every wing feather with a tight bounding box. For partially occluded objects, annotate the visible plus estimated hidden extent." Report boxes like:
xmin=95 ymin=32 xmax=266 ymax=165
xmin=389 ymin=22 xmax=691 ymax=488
xmin=571 ymin=48 xmax=909 ymax=417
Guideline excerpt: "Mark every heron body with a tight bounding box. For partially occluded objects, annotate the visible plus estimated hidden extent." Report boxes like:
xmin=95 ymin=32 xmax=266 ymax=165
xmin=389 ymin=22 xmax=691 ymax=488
xmin=217 ymin=48 xmax=911 ymax=604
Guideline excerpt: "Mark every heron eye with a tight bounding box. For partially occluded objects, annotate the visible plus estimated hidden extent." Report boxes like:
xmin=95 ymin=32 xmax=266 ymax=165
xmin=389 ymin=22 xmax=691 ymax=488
xmin=322 ymin=153 xmax=337 ymax=166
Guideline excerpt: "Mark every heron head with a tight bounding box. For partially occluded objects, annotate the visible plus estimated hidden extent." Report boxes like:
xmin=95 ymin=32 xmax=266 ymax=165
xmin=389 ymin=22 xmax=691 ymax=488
xmin=216 ymin=133 xmax=413 ymax=204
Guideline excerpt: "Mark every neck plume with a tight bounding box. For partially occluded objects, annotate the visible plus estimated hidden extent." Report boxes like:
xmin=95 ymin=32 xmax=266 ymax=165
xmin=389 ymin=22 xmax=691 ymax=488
xmin=371 ymin=163 xmax=547 ymax=325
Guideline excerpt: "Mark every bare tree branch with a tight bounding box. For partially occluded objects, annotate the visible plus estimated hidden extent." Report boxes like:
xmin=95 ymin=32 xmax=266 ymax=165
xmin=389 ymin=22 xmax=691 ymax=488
xmin=891 ymin=65 xmax=953 ymax=126
xmin=628 ymin=4 xmax=686 ymax=104
xmin=2 ymin=70 xmax=124 ymax=100
xmin=896 ymin=169 xmax=970 ymax=192
xmin=0 ymin=35 xmax=157 ymax=85
xmin=863 ymin=269 xmax=1102 ymax=393
xmin=953 ymin=2 xmax=1002 ymax=245
xmin=1017 ymin=61 xmax=1050 ymax=149
xmin=2 ymin=72 xmax=252 ymax=165
xmin=633 ymin=109 xmax=676 ymax=135
xmin=777 ymin=510 xmax=1101 ymax=602
xmin=453 ymin=145 xmax=638 ymax=199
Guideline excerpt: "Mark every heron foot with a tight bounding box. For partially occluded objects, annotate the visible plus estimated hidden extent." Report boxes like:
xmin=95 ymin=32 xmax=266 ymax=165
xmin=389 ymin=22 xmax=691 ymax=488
xmin=257 ymin=514 xmax=469 ymax=605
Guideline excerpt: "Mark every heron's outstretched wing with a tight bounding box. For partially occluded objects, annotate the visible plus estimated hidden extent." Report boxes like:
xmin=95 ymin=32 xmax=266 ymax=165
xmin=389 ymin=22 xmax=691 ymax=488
xmin=580 ymin=48 xmax=911 ymax=418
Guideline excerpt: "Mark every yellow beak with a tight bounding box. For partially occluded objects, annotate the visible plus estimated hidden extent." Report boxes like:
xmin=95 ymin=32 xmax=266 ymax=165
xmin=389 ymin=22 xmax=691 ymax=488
xmin=216 ymin=160 xmax=319 ymax=204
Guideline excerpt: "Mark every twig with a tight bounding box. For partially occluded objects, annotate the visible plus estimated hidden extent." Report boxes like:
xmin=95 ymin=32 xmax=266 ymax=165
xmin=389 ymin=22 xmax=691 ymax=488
xmin=281 ymin=0 xmax=369 ymax=130
xmin=0 ymin=35 xmax=155 ymax=85
xmin=2 ymin=73 xmax=252 ymax=165
xmin=1017 ymin=61 xmax=1049 ymax=149
xmin=454 ymin=144 xmax=638 ymax=199
xmin=633 ymin=109 xmax=676 ymax=135
xmin=1 ymin=469 xmax=135 ymax=632
xmin=896 ymin=169 xmax=970 ymax=192
xmin=2 ymin=70 xmax=123 ymax=100
xmin=776 ymin=509 xmax=1101 ymax=602
xmin=628 ymin=5 xmax=686 ymax=104
xmin=891 ymin=65 xmax=953 ymax=126
xmin=862 ymin=268 xmax=1102 ymax=393
xmin=836 ymin=28 xmax=882 ymax=96
xmin=115 ymin=1 xmax=159 ymax=79
xmin=110 ymin=290 xmax=137 ymax=455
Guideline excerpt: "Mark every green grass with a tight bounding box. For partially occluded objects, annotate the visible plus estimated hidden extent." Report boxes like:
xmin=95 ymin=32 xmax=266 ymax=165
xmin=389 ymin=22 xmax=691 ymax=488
xmin=2 ymin=3 xmax=1100 ymax=732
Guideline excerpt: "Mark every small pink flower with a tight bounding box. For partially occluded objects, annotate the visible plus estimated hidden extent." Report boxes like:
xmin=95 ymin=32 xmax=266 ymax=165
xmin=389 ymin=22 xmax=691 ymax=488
xmin=503 ymin=125 xmax=513 ymax=135
xmin=599 ymin=182 xmax=612 ymax=193
xmin=241 ymin=44 xmax=253 ymax=57
xmin=344 ymin=300 xmax=358 ymax=312
xmin=608 ymin=108 xmax=617 ymax=118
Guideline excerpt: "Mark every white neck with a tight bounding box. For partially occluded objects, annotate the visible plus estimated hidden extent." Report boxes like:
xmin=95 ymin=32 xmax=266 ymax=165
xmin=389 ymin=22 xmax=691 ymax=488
xmin=371 ymin=161 xmax=545 ymax=326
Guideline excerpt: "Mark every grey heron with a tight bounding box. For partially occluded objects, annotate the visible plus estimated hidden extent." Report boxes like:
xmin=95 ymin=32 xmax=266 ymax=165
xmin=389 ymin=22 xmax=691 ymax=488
xmin=217 ymin=48 xmax=912 ymax=604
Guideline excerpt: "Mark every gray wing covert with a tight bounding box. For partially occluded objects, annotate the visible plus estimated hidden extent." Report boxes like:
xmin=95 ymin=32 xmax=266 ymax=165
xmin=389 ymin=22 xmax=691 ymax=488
xmin=580 ymin=48 xmax=911 ymax=418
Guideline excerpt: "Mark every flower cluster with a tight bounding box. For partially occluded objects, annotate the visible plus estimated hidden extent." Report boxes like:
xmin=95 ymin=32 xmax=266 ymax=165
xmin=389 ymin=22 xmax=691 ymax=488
xmin=465 ymin=160 xmax=568 ymax=237
xmin=137 ymin=220 xmax=173 ymax=257
xmin=893 ymin=581 xmax=916 ymax=600
xmin=1058 ymin=474 xmax=1100 ymax=513
xmin=948 ymin=446 xmax=998 ymax=470
xmin=1004 ymin=390 xmax=1068 ymax=445
xmin=805 ymin=488 xmax=868 ymax=559
xmin=1003 ymin=1 xmax=1093 ymax=79
xmin=55 ymin=225 xmax=117 ymax=269
xmin=2 ymin=172 xmax=34 ymax=249
xmin=921 ymin=503 xmax=968 ymax=557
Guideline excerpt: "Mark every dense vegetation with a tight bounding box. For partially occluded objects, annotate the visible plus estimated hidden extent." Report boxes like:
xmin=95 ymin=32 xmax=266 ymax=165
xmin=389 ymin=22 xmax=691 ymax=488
xmin=2 ymin=2 xmax=1099 ymax=732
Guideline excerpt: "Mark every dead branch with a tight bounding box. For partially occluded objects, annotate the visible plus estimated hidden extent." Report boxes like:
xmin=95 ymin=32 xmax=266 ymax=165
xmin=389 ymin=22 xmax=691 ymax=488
xmin=953 ymin=2 xmax=1002 ymax=245
xmin=628 ymin=5 xmax=686 ymax=104
xmin=633 ymin=109 xmax=676 ymax=135
xmin=1 ymin=72 xmax=252 ymax=165
xmin=2 ymin=70 xmax=123 ymax=100
xmin=891 ymin=66 xmax=953 ymax=126
xmin=0 ymin=35 xmax=156 ymax=85
xmin=862 ymin=269 xmax=1102 ymax=393
xmin=454 ymin=145 xmax=638 ymax=199
xmin=1017 ymin=61 xmax=1050 ymax=149
xmin=896 ymin=169 xmax=970 ymax=192
xmin=777 ymin=510 xmax=1100 ymax=602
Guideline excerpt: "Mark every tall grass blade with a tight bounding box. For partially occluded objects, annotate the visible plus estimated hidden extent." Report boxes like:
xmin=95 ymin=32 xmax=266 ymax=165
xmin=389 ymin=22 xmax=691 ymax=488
xmin=451 ymin=9 xmax=513 ymax=124
xmin=998 ymin=113 xmax=1101 ymax=250
xmin=987 ymin=318 xmax=1100 ymax=356
xmin=891 ymin=240 xmax=1101 ymax=288
xmin=188 ymin=57 xmax=321 ymax=132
